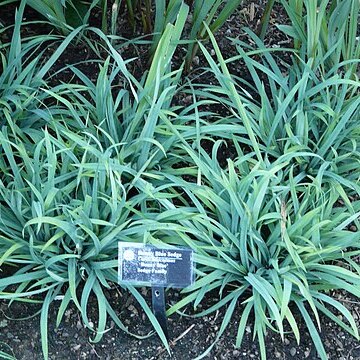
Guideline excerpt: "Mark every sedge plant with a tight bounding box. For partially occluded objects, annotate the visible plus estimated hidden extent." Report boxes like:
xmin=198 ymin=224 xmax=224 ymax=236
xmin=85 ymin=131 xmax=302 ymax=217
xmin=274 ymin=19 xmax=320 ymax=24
xmin=23 ymin=0 xmax=103 ymax=34
xmin=0 ymin=126 xmax=174 ymax=358
xmin=0 ymin=4 xmax=212 ymax=359
xmin=192 ymin=26 xmax=360 ymax=199
xmin=146 ymin=21 xmax=360 ymax=360
xmin=157 ymin=145 xmax=360 ymax=360
xmin=278 ymin=0 xmax=360 ymax=74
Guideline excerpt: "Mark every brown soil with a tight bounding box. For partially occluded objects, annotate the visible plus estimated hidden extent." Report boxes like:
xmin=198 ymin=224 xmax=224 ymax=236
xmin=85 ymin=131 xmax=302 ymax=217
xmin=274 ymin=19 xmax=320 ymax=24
xmin=1 ymin=2 xmax=359 ymax=360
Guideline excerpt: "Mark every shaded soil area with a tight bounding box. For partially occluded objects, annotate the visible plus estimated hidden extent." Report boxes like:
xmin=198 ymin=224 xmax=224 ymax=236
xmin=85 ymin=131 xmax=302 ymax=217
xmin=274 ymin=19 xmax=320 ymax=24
xmin=1 ymin=286 xmax=360 ymax=360
xmin=1 ymin=1 xmax=360 ymax=360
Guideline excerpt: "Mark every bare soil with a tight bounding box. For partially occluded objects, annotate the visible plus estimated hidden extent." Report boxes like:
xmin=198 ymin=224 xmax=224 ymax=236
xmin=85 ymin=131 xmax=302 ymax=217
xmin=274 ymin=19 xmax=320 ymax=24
xmin=1 ymin=1 xmax=360 ymax=360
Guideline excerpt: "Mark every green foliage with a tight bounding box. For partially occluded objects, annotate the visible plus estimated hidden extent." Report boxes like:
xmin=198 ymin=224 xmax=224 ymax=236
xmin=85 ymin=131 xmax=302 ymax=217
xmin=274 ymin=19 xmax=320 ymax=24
xmin=108 ymin=0 xmax=244 ymax=65
xmin=257 ymin=0 xmax=276 ymax=40
xmin=0 ymin=1 xmax=88 ymax=133
xmin=196 ymin=26 xmax=360 ymax=193
xmin=0 ymin=122 xmax=200 ymax=356
xmin=163 ymin=148 xmax=360 ymax=360
xmin=279 ymin=0 xmax=360 ymax=74
xmin=0 ymin=351 xmax=16 ymax=360
xmin=0 ymin=5 xmax=191 ymax=358
xmin=0 ymin=342 xmax=16 ymax=360
xmin=15 ymin=0 xmax=245 ymax=68
xmin=158 ymin=23 xmax=360 ymax=360
xmin=24 ymin=0 xmax=102 ymax=34
xmin=183 ymin=0 xmax=243 ymax=69
xmin=1 ymin=1 xmax=360 ymax=360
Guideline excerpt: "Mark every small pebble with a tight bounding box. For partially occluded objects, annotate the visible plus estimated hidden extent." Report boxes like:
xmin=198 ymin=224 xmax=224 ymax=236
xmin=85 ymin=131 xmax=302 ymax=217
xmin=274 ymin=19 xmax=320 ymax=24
xmin=0 ymin=320 xmax=8 ymax=328
xmin=76 ymin=320 xmax=82 ymax=330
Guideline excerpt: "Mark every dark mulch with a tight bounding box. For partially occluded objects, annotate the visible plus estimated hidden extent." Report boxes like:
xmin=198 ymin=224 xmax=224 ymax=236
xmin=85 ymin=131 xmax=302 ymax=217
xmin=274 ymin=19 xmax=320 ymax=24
xmin=0 ymin=285 xmax=360 ymax=360
xmin=1 ymin=2 xmax=360 ymax=360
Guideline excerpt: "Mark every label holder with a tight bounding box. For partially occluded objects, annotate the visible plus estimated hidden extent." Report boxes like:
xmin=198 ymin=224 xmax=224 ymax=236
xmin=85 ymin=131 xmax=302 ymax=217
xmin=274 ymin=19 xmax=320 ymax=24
xmin=152 ymin=286 xmax=169 ymax=340
xmin=118 ymin=243 xmax=195 ymax=344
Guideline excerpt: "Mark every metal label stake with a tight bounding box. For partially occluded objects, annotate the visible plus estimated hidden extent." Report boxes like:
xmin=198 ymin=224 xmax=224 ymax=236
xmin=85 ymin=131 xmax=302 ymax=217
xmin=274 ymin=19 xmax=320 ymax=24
xmin=118 ymin=244 xmax=195 ymax=343
xmin=152 ymin=286 xmax=169 ymax=340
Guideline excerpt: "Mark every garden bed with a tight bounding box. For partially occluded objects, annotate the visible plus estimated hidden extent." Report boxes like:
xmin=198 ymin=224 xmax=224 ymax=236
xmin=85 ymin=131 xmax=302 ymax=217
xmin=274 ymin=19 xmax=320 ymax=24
xmin=1 ymin=1 xmax=360 ymax=360
xmin=1 ymin=287 xmax=360 ymax=359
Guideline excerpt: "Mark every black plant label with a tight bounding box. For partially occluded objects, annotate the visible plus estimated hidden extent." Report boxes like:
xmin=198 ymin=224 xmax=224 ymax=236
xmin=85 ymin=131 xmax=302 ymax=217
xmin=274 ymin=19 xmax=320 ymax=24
xmin=118 ymin=243 xmax=194 ymax=288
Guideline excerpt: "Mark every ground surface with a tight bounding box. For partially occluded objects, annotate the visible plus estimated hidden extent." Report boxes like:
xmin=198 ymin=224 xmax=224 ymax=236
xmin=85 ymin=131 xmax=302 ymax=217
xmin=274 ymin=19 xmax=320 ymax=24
xmin=1 ymin=286 xmax=360 ymax=360
xmin=1 ymin=1 xmax=360 ymax=359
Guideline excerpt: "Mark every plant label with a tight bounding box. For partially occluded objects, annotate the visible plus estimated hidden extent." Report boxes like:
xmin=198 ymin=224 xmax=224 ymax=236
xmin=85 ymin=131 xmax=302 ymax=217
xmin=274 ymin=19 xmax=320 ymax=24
xmin=118 ymin=243 xmax=194 ymax=288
